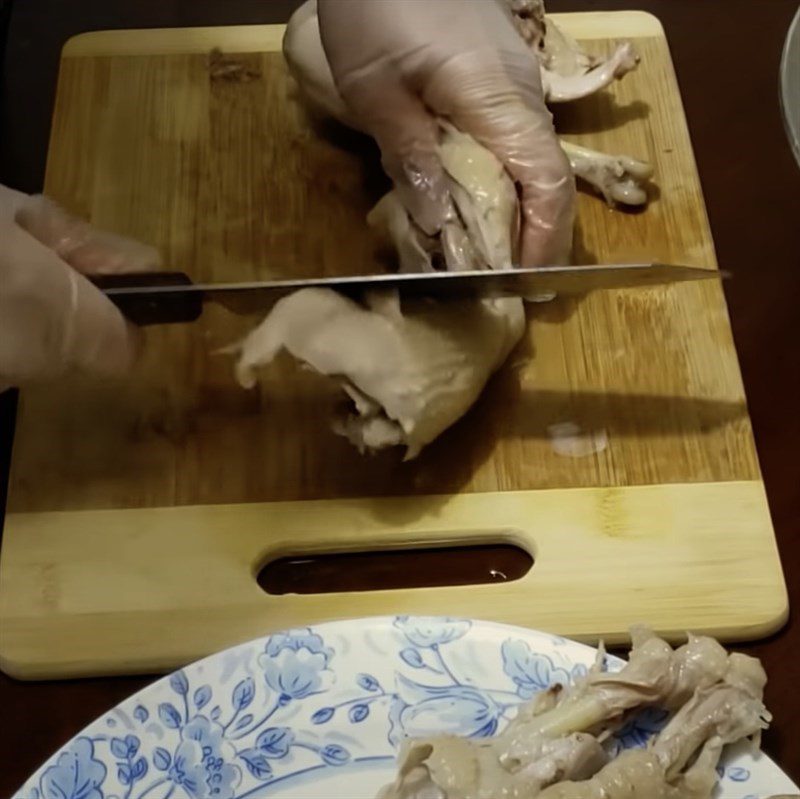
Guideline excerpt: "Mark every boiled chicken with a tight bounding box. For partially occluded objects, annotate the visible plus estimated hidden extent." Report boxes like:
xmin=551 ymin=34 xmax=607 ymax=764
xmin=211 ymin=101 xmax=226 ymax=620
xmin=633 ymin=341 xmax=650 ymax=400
xmin=226 ymin=0 xmax=650 ymax=459
xmin=377 ymin=629 xmax=772 ymax=799
xmin=282 ymin=0 xmax=652 ymax=208
xmin=226 ymin=127 xmax=525 ymax=459
xmin=505 ymin=0 xmax=640 ymax=102
xmin=561 ymin=141 xmax=654 ymax=207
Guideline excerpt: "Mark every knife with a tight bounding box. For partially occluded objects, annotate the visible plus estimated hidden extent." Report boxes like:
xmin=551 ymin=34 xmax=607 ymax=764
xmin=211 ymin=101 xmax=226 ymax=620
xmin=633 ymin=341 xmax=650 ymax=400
xmin=91 ymin=263 xmax=725 ymax=326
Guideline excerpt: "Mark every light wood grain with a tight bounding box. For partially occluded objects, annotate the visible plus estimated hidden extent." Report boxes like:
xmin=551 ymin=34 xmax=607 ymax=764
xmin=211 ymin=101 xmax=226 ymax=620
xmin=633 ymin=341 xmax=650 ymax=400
xmin=0 ymin=14 xmax=785 ymax=678
xmin=58 ymin=13 xmax=663 ymax=58
xmin=0 ymin=481 xmax=787 ymax=679
xmin=6 ymin=26 xmax=759 ymax=510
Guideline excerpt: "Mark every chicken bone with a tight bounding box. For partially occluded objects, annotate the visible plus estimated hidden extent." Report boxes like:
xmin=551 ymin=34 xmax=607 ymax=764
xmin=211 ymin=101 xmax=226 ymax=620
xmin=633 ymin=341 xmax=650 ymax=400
xmin=529 ymin=655 xmax=769 ymax=799
xmin=503 ymin=0 xmax=640 ymax=100
xmin=560 ymin=141 xmax=653 ymax=206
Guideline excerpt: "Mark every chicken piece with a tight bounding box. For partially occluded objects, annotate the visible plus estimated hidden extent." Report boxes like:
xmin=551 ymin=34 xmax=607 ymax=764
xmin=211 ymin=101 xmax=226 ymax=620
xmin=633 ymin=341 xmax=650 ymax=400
xmin=532 ymin=655 xmax=769 ymax=799
xmin=226 ymin=289 xmax=524 ymax=459
xmin=381 ymin=733 xmax=607 ymax=799
xmin=560 ymin=141 xmax=653 ymax=207
xmin=438 ymin=123 xmax=520 ymax=270
xmin=227 ymin=110 xmax=525 ymax=458
xmin=368 ymin=123 xmax=519 ymax=274
xmin=376 ymin=630 xmax=759 ymax=799
xmin=651 ymin=654 xmax=770 ymax=779
xmin=504 ymin=0 xmax=639 ymax=97
xmin=284 ymin=0 xmax=638 ymax=110
xmin=541 ymin=42 xmax=640 ymax=103
xmin=499 ymin=626 xmax=730 ymax=762
xmin=506 ymin=0 xmax=638 ymax=80
xmin=282 ymin=1 xmax=651 ymax=209
xmin=505 ymin=0 xmax=548 ymax=50
xmin=505 ymin=0 xmax=601 ymax=77
xmin=367 ymin=192 xmax=437 ymax=274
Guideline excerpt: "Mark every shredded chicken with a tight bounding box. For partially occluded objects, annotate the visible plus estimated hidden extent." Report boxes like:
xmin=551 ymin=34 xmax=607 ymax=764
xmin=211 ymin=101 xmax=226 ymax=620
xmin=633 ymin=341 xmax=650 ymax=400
xmin=377 ymin=629 xmax=773 ymax=799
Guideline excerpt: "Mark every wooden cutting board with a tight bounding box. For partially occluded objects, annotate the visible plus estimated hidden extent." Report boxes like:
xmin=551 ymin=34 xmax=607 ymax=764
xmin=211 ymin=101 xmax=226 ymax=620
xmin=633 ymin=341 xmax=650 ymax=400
xmin=0 ymin=13 xmax=787 ymax=679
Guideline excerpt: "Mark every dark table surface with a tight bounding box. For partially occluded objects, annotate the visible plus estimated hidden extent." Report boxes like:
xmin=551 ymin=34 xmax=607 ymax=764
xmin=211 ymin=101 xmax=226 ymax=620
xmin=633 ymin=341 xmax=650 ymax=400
xmin=1 ymin=0 xmax=799 ymax=793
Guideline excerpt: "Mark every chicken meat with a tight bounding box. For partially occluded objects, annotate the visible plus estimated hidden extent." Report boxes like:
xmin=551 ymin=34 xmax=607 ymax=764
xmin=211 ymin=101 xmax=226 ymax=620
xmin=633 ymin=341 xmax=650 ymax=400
xmin=282 ymin=0 xmax=652 ymax=208
xmin=377 ymin=629 xmax=772 ymax=799
xmin=227 ymin=0 xmax=652 ymax=459
xmin=560 ymin=141 xmax=654 ymax=207
xmin=226 ymin=126 xmax=525 ymax=459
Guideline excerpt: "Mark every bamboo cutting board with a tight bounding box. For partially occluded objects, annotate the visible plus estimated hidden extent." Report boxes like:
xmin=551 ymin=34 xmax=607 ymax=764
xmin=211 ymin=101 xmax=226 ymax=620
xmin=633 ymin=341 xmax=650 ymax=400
xmin=0 ymin=13 xmax=787 ymax=679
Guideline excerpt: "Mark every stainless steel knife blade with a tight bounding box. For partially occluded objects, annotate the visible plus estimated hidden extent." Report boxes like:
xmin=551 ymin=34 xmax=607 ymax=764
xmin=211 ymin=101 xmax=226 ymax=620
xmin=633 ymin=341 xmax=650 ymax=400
xmin=92 ymin=263 xmax=725 ymax=326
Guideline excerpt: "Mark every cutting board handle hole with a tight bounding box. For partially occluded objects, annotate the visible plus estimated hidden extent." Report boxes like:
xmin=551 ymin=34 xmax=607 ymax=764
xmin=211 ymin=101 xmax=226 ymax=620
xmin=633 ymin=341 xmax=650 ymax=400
xmin=257 ymin=542 xmax=534 ymax=595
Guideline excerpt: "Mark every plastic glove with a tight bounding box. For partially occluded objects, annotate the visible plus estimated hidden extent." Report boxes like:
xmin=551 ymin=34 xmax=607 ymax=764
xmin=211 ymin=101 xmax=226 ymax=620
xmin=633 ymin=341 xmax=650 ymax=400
xmin=317 ymin=0 xmax=575 ymax=266
xmin=0 ymin=185 xmax=160 ymax=389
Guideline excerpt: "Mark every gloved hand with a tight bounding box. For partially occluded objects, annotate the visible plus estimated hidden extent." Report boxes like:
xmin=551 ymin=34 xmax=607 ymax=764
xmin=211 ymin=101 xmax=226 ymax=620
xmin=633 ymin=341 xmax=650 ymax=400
xmin=0 ymin=185 xmax=160 ymax=389
xmin=317 ymin=0 xmax=575 ymax=266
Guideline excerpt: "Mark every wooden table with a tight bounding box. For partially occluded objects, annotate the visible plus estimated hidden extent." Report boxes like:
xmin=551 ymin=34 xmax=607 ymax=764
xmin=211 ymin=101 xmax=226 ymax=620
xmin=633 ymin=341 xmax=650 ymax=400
xmin=1 ymin=0 xmax=798 ymax=791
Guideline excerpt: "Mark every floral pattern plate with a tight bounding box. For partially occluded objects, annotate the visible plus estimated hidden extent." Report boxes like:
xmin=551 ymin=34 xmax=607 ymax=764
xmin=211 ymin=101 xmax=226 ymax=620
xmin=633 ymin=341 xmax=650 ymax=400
xmin=14 ymin=617 xmax=798 ymax=799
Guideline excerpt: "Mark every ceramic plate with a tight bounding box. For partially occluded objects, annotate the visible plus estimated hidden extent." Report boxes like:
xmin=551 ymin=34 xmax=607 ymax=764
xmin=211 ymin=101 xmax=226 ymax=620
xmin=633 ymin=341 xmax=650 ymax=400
xmin=13 ymin=617 xmax=798 ymax=799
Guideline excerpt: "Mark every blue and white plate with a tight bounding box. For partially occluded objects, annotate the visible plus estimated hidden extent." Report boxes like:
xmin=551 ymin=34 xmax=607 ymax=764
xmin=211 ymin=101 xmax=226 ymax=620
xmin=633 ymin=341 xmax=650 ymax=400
xmin=13 ymin=617 xmax=798 ymax=799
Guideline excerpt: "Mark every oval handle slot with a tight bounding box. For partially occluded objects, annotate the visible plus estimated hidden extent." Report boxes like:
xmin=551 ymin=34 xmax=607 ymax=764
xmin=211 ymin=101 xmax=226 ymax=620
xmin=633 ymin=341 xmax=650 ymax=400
xmin=258 ymin=542 xmax=533 ymax=595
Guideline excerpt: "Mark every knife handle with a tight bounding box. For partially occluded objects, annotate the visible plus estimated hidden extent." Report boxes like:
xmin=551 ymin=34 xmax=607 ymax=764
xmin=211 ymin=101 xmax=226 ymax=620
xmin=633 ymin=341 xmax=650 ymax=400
xmin=90 ymin=271 xmax=204 ymax=326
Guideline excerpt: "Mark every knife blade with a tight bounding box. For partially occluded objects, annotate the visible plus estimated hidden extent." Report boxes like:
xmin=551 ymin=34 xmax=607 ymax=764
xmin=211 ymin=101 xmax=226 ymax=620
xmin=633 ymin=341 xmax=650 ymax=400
xmin=91 ymin=263 xmax=725 ymax=326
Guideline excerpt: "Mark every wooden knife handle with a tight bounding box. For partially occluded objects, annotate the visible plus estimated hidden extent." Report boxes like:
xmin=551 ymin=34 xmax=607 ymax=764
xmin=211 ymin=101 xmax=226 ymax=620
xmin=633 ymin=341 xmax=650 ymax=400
xmin=90 ymin=271 xmax=204 ymax=326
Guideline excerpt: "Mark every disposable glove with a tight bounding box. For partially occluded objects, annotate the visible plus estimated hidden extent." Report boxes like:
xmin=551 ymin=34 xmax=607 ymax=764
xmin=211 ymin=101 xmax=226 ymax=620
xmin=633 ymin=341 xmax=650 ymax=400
xmin=317 ymin=0 xmax=575 ymax=265
xmin=0 ymin=185 xmax=160 ymax=389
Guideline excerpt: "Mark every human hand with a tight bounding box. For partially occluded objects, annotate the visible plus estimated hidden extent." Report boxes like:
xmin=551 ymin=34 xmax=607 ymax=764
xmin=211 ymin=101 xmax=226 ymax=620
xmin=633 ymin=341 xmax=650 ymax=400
xmin=317 ymin=0 xmax=575 ymax=266
xmin=0 ymin=185 xmax=160 ymax=389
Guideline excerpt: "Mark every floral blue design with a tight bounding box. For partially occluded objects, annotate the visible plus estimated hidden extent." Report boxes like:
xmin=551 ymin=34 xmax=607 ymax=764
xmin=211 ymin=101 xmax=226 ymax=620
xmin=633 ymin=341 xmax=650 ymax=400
xmin=166 ymin=716 xmax=242 ymax=798
xmin=501 ymin=639 xmax=573 ymax=699
xmin=606 ymin=707 xmax=670 ymax=755
xmin=387 ymin=675 xmax=503 ymax=745
xmin=16 ymin=618 xmax=790 ymax=799
xmin=394 ymin=616 xmax=471 ymax=648
xmin=39 ymin=738 xmax=106 ymax=799
xmin=263 ymin=628 xmax=332 ymax=658
xmin=258 ymin=628 xmax=334 ymax=702
xmin=110 ymin=734 xmax=148 ymax=797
